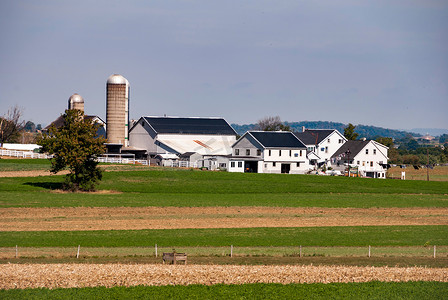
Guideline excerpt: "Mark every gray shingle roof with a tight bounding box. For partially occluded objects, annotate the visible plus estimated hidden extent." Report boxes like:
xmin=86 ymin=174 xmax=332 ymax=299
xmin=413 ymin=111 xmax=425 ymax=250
xmin=294 ymin=129 xmax=336 ymax=145
xmin=143 ymin=117 xmax=237 ymax=135
xmin=331 ymin=140 xmax=370 ymax=158
xmin=249 ymin=131 xmax=306 ymax=148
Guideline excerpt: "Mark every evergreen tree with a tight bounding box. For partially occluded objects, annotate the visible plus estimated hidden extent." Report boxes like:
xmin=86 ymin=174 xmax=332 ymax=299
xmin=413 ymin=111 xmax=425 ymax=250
xmin=344 ymin=123 xmax=359 ymax=140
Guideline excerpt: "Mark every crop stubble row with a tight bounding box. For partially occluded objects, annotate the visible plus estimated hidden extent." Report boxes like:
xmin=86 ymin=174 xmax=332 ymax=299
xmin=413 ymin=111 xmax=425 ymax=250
xmin=1 ymin=264 xmax=447 ymax=289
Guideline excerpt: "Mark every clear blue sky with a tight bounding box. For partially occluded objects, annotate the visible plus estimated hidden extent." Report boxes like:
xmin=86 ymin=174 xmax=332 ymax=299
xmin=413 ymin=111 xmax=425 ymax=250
xmin=1 ymin=1 xmax=447 ymax=130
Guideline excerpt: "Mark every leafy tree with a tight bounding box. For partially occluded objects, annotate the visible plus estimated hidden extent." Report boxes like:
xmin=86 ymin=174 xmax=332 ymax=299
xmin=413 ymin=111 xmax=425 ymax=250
xmin=0 ymin=106 xmax=25 ymax=147
xmin=375 ymin=137 xmax=394 ymax=148
xmin=402 ymin=154 xmax=420 ymax=165
xmin=343 ymin=123 xmax=358 ymax=140
xmin=256 ymin=116 xmax=290 ymax=131
xmin=439 ymin=134 xmax=448 ymax=144
xmin=38 ymin=109 xmax=106 ymax=191
xmin=24 ymin=121 xmax=36 ymax=132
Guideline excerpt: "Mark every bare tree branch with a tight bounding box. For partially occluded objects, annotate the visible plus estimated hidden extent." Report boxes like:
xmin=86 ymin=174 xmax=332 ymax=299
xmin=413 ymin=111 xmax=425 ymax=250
xmin=0 ymin=106 xmax=25 ymax=147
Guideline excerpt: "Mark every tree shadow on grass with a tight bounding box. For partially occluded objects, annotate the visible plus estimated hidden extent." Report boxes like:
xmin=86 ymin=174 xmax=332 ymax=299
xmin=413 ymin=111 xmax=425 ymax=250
xmin=24 ymin=181 xmax=64 ymax=190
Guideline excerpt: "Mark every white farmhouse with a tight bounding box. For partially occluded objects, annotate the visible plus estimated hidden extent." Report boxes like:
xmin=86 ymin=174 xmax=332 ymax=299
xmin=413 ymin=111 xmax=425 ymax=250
xmin=228 ymin=131 xmax=310 ymax=174
xmin=128 ymin=116 xmax=237 ymax=167
xmin=294 ymin=129 xmax=346 ymax=167
xmin=330 ymin=140 xmax=389 ymax=178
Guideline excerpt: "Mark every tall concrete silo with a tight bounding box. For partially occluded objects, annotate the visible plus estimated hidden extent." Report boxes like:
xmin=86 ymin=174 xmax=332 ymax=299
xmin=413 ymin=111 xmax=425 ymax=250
xmin=106 ymin=74 xmax=130 ymax=147
xmin=68 ymin=93 xmax=84 ymax=112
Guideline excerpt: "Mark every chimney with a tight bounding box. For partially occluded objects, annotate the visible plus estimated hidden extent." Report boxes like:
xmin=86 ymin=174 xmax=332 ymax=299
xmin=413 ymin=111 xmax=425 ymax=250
xmin=302 ymin=126 xmax=306 ymax=132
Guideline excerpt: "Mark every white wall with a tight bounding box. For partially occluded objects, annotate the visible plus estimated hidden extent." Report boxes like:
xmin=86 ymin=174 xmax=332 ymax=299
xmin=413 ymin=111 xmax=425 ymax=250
xmin=353 ymin=141 xmax=388 ymax=178
xmin=314 ymin=131 xmax=346 ymax=165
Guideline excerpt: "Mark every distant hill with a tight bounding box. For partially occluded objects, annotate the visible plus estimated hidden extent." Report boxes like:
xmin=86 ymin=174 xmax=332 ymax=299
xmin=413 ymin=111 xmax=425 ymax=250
xmin=231 ymin=121 xmax=420 ymax=140
xmin=409 ymin=128 xmax=448 ymax=136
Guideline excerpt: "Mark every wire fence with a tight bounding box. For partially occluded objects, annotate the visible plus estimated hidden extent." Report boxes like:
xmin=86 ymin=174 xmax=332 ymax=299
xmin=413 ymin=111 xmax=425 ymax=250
xmin=1 ymin=245 xmax=444 ymax=259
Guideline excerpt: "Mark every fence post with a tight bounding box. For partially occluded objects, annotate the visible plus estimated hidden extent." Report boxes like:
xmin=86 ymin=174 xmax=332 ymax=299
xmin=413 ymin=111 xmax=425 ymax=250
xmin=231 ymin=245 xmax=233 ymax=257
xmin=76 ymin=245 xmax=80 ymax=259
xmin=155 ymin=244 xmax=158 ymax=257
xmin=434 ymin=245 xmax=436 ymax=258
xmin=299 ymin=245 xmax=302 ymax=257
xmin=368 ymin=245 xmax=371 ymax=258
xmin=15 ymin=245 xmax=18 ymax=258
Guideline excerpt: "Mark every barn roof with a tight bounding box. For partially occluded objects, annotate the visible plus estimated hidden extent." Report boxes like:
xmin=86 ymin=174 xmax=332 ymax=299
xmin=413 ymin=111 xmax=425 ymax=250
xmin=143 ymin=117 xmax=237 ymax=135
xmin=248 ymin=131 xmax=306 ymax=148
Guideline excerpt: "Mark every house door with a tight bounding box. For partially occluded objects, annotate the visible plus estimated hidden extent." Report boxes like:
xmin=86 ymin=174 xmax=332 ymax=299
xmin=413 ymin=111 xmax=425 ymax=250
xmin=244 ymin=161 xmax=258 ymax=173
xmin=281 ymin=163 xmax=290 ymax=174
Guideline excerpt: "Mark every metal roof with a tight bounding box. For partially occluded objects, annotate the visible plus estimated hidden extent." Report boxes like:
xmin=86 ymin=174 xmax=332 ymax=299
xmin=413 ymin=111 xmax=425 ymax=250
xmin=107 ymin=74 xmax=129 ymax=85
xmin=143 ymin=117 xmax=237 ymax=135
xmin=249 ymin=131 xmax=306 ymax=148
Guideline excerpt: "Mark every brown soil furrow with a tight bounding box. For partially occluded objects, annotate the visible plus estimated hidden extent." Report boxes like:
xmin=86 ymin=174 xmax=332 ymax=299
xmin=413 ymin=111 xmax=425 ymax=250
xmin=0 ymin=207 xmax=447 ymax=231
xmin=0 ymin=264 xmax=447 ymax=289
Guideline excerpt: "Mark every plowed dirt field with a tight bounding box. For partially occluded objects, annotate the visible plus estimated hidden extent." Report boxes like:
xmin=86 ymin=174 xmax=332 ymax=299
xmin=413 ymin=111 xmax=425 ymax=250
xmin=1 ymin=264 xmax=446 ymax=289
xmin=1 ymin=206 xmax=447 ymax=231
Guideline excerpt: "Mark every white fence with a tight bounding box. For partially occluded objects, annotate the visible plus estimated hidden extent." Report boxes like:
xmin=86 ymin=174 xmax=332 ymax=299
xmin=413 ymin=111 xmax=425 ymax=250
xmin=96 ymin=156 xmax=149 ymax=166
xmin=0 ymin=149 xmax=52 ymax=159
xmin=1 ymin=149 xmax=149 ymax=166
xmin=161 ymin=160 xmax=197 ymax=168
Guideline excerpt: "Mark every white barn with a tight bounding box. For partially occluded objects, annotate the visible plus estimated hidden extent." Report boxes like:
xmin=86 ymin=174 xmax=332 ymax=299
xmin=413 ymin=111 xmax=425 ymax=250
xmin=228 ymin=131 xmax=310 ymax=174
xmin=128 ymin=116 xmax=237 ymax=166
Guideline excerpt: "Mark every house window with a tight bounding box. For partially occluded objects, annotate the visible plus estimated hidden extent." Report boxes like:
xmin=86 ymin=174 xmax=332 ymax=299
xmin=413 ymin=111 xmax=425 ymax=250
xmin=321 ymin=147 xmax=325 ymax=152
xmin=235 ymin=149 xmax=239 ymax=155
xmin=231 ymin=162 xmax=235 ymax=168
xmin=297 ymin=162 xmax=300 ymax=167
xmin=294 ymin=153 xmax=298 ymax=157
xmin=273 ymin=162 xmax=276 ymax=167
xmin=246 ymin=149 xmax=250 ymax=156
xmin=325 ymin=147 xmax=328 ymax=153
xmin=366 ymin=149 xmax=369 ymax=154
xmin=279 ymin=150 xmax=281 ymax=156
xmin=219 ymin=163 xmax=226 ymax=168
xmin=238 ymin=162 xmax=242 ymax=168
xmin=269 ymin=150 xmax=271 ymax=156
xmin=264 ymin=164 xmax=267 ymax=168
xmin=370 ymin=161 xmax=373 ymax=167
xmin=327 ymin=139 xmax=330 ymax=143
xmin=300 ymin=150 xmax=303 ymax=156
xmin=362 ymin=161 xmax=365 ymax=166
xmin=257 ymin=149 xmax=261 ymax=156
xmin=289 ymin=150 xmax=292 ymax=156
xmin=357 ymin=161 xmax=360 ymax=165
xmin=373 ymin=149 xmax=376 ymax=155
xmin=339 ymin=139 xmax=343 ymax=143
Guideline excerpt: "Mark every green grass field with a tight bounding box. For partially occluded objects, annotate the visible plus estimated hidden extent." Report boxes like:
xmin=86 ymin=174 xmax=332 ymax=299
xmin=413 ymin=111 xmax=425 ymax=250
xmin=1 ymin=226 xmax=446 ymax=248
xmin=0 ymin=168 xmax=447 ymax=208
xmin=1 ymin=282 xmax=447 ymax=300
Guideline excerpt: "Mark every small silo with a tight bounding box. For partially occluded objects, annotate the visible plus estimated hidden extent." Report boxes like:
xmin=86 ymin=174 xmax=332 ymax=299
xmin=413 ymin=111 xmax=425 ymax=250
xmin=106 ymin=74 xmax=130 ymax=147
xmin=68 ymin=93 xmax=84 ymax=112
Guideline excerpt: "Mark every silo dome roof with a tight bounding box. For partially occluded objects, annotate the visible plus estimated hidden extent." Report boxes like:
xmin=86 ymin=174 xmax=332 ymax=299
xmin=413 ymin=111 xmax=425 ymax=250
xmin=69 ymin=93 xmax=84 ymax=103
xmin=107 ymin=74 xmax=129 ymax=85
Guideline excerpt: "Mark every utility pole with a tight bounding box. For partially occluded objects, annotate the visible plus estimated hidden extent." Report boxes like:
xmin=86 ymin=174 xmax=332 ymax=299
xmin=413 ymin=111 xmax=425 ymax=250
xmin=346 ymin=149 xmax=351 ymax=177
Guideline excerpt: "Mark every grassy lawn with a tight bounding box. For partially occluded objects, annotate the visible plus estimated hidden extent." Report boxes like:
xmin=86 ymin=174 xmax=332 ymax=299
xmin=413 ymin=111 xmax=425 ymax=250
xmin=0 ymin=159 xmax=51 ymax=171
xmin=1 ymin=226 xmax=446 ymax=248
xmin=0 ymin=169 xmax=447 ymax=208
xmin=1 ymin=282 xmax=447 ymax=299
